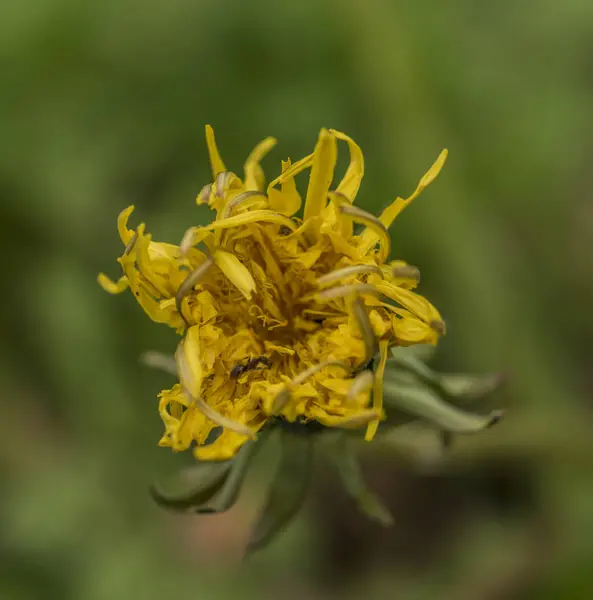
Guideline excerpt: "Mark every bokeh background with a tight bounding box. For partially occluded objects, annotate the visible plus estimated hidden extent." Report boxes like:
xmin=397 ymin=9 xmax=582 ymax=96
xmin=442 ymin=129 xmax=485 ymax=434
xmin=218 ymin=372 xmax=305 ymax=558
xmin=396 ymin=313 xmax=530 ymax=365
xmin=2 ymin=0 xmax=593 ymax=598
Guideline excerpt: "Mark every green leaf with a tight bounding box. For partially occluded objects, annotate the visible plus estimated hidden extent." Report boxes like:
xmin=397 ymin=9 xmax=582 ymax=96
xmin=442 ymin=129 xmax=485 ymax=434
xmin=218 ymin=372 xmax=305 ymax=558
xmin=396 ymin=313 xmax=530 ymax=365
xmin=149 ymin=461 xmax=233 ymax=513
xmin=150 ymin=430 xmax=270 ymax=514
xmin=389 ymin=348 xmax=505 ymax=403
xmin=438 ymin=372 xmax=506 ymax=401
xmin=244 ymin=431 xmax=313 ymax=558
xmin=330 ymin=436 xmax=393 ymax=526
xmin=383 ymin=374 xmax=504 ymax=433
xmin=197 ymin=432 xmax=269 ymax=514
xmin=391 ymin=344 xmax=436 ymax=364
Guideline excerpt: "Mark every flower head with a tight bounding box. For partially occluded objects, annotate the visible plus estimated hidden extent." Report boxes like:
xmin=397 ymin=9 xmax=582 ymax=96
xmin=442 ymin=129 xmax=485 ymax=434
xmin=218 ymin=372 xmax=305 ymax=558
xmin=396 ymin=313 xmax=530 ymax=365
xmin=99 ymin=126 xmax=447 ymax=461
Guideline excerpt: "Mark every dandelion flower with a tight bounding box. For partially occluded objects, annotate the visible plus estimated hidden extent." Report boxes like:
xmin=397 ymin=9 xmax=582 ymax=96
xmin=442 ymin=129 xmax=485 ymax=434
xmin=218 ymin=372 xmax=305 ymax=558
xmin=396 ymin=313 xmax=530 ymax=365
xmin=99 ymin=126 xmax=448 ymax=461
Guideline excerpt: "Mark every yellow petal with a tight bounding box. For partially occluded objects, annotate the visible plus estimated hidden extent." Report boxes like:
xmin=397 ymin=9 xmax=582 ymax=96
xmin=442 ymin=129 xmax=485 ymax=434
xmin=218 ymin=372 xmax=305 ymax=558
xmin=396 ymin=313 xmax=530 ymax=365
xmin=382 ymin=149 xmax=448 ymax=228
xmin=244 ymin=136 xmax=277 ymax=191
xmin=177 ymin=327 xmax=203 ymax=399
xmin=329 ymin=129 xmax=364 ymax=201
xmin=213 ymin=249 xmax=256 ymax=299
xmin=267 ymin=153 xmax=315 ymax=191
xmin=205 ymin=124 xmax=227 ymax=178
xmin=357 ymin=149 xmax=447 ymax=254
xmin=268 ymin=159 xmax=302 ymax=216
xmin=392 ymin=315 xmax=438 ymax=345
xmin=365 ymin=339 xmax=389 ymax=441
xmin=117 ymin=205 xmax=135 ymax=245
xmin=97 ymin=273 xmax=129 ymax=294
xmin=303 ymin=129 xmax=337 ymax=223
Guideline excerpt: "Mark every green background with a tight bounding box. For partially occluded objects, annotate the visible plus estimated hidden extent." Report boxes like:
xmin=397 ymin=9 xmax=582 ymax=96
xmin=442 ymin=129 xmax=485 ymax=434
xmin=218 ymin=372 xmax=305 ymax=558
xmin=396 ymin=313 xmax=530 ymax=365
xmin=2 ymin=0 xmax=593 ymax=598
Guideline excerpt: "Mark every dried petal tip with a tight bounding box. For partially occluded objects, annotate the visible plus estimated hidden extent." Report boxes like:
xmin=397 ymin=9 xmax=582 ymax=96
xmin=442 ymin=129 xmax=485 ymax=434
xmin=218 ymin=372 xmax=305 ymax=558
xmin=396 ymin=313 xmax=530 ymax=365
xmin=487 ymin=409 xmax=505 ymax=428
xmin=430 ymin=319 xmax=446 ymax=335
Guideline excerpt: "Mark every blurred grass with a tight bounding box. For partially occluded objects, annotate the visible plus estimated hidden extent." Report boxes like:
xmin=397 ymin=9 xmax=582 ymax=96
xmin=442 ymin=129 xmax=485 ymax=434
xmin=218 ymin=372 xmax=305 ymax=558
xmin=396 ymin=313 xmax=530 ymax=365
xmin=2 ymin=0 xmax=593 ymax=598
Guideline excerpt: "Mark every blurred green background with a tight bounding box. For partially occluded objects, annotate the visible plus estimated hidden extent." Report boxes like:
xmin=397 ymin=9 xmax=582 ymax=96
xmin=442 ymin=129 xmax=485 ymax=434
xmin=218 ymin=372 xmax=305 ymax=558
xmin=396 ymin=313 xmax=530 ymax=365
xmin=3 ymin=0 xmax=593 ymax=598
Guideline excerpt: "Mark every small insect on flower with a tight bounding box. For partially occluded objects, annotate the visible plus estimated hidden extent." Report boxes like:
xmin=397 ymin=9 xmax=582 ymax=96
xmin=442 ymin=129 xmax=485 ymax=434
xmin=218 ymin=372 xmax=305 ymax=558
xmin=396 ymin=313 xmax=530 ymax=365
xmin=230 ymin=356 xmax=272 ymax=378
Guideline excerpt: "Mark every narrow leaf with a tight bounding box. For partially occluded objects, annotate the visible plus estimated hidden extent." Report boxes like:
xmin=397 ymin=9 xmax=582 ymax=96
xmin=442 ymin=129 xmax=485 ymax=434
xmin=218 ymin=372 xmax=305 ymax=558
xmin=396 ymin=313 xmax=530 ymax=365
xmin=149 ymin=461 xmax=232 ymax=513
xmin=383 ymin=375 xmax=503 ymax=433
xmin=197 ymin=433 xmax=269 ymax=514
xmin=245 ymin=431 xmax=313 ymax=557
xmin=331 ymin=436 xmax=393 ymax=526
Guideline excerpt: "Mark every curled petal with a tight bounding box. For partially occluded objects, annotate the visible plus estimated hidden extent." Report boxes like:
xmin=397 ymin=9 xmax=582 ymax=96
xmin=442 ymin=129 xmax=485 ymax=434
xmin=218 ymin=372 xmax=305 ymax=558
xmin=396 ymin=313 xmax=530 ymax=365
xmin=97 ymin=273 xmax=129 ymax=294
xmin=244 ymin=136 xmax=277 ymax=191
xmin=330 ymin=129 xmax=364 ymax=201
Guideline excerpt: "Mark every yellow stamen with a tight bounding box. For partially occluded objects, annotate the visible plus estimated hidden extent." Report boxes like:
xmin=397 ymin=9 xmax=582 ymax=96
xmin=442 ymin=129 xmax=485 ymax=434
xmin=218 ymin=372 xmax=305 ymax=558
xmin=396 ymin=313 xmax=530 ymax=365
xmin=316 ymin=265 xmax=382 ymax=286
xmin=365 ymin=339 xmax=389 ymax=441
xmin=175 ymin=256 xmax=214 ymax=325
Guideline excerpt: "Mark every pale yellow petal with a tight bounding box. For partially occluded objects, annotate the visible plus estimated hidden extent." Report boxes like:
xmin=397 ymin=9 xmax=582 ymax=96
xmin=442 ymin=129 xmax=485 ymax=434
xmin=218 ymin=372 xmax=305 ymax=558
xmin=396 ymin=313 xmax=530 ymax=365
xmin=303 ymin=129 xmax=337 ymax=223
xmin=213 ymin=249 xmax=256 ymax=299
xmin=97 ymin=273 xmax=129 ymax=294
xmin=205 ymin=124 xmax=227 ymax=178
xmin=244 ymin=136 xmax=277 ymax=191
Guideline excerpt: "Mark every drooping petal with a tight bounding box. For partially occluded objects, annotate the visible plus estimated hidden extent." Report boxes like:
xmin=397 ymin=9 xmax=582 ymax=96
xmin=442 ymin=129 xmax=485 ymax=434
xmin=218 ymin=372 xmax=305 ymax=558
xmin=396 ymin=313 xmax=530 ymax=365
xmin=375 ymin=280 xmax=443 ymax=325
xmin=244 ymin=137 xmax=277 ymax=191
xmin=330 ymin=129 xmax=364 ymax=201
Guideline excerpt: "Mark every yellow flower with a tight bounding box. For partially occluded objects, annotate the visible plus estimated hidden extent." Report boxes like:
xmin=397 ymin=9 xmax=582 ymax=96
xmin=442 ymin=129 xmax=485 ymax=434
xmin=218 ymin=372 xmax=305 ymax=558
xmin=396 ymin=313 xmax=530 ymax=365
xmin=99 ymin=125 xmax=447 ymax=461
